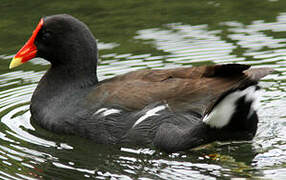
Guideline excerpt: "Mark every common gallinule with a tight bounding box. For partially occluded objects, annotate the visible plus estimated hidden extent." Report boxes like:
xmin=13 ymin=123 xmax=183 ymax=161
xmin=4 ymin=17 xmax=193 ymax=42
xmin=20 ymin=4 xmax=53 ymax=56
xmin=10 ymin=14 xmax=273 ymax=153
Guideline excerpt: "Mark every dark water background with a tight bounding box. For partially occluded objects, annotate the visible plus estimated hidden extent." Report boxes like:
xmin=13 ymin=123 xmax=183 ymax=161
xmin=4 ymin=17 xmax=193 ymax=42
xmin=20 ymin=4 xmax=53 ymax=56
xmin=0 ymin=0 xmax=286 ymax=179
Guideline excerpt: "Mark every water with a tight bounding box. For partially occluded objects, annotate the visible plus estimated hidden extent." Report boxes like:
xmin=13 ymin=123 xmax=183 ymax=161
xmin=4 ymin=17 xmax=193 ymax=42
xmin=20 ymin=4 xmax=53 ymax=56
xmin=0 ymin=0 xmax=286 ymax=179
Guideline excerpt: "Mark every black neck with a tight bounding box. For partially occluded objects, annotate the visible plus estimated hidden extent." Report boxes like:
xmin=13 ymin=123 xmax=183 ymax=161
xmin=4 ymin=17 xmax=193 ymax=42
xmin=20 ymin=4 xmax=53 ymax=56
xmin=48 ymin=61 xmax=98 ymax=89
xmin=32 ymin=54 xmax=99 ymax=108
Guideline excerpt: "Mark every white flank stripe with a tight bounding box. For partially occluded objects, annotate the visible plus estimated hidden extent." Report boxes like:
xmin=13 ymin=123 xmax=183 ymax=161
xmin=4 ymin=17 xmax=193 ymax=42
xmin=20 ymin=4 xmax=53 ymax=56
xmin=102 ymin=109 xmax=121 ymax=116
xmin=94 ymin=108 xmax=108 ymax=115
xmin=93 ymin=108 xmax=121 ymax=117
xmin=132 ymin=105 xmax=167 ymax=128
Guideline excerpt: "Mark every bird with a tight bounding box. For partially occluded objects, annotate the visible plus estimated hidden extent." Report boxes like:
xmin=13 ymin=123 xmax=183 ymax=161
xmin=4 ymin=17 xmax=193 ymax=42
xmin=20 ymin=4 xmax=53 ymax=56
xmin=9 ymin=14 xmax=273 ymax=153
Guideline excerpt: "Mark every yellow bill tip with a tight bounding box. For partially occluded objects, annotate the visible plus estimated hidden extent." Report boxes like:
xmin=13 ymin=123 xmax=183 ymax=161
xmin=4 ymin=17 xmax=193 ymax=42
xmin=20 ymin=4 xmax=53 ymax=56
xmin=9 ymin=57 xmax=23 ymax=69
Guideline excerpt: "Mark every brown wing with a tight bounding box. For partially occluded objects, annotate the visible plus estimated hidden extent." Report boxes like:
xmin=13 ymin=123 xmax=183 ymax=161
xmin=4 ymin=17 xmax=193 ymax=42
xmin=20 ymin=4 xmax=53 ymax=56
xmin=86 ymin=64 xmax=273 ymax=115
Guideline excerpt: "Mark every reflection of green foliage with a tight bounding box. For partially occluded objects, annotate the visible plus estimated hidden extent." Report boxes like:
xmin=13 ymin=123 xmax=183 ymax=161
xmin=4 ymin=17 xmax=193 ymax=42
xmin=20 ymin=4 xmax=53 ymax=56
xmin=0 ymin=0 xmax=285 ymax=56
xmin=0 ymin=122 xmax=42 ymax=179
xmin=206 ymin=153 xmax=252 ymax=177
xmin=189 ymin=142 xmax=261 ymax=178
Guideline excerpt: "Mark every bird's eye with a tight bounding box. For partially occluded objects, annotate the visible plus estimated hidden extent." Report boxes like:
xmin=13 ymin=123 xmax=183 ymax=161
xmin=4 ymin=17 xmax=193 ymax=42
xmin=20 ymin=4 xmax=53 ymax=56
xmin=39 ymin=28 xmax=53 ymax=43
xmin=42 ymin=31 xmax=52 ymax=41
